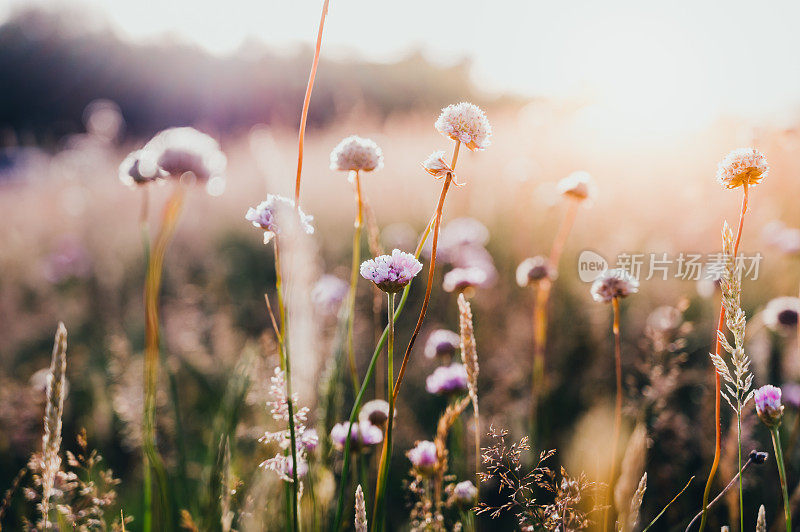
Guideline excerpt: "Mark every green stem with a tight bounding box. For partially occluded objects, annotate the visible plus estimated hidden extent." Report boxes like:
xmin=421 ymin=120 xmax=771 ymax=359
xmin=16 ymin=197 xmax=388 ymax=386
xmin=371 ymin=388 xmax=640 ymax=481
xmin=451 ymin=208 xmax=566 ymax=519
xmin=345 ymin=170 xmax=364 ymax=392
xmin=771 ymin=427 xmax=792 ymax=532
xmin=274 ymin=239 xmax=300 ymax=532
xmin=372 ymin=293 xmax=395 ymax=531
xmin=331 ymin=215 xmax=435 ymax=531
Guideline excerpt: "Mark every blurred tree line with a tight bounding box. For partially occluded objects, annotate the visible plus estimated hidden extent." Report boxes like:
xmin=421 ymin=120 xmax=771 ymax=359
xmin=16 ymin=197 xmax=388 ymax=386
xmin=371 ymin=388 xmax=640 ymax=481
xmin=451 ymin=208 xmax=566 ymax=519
xmin=0 ymin=8 xmax=501 ymax=146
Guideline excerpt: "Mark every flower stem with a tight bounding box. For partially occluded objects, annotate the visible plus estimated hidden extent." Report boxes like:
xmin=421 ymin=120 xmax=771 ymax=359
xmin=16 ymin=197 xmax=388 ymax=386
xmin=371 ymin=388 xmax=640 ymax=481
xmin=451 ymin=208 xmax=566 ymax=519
xmin=331 ymin=213 xmax=437 ymax=531
xmin=603 ymin=296 xmax=624 ymax=532
xmin=699 ymin=184 xmax=749 ymax=532
xmin=345 ymin=170 xmax=364 ymax=392
xmin=371 ymin=293 xmax=396 ymax=531
xmin=771 ymin=427 xmax=792 ymax=532
xmin=294 ymin=0 xmax=329 ymax=206
xmin=273 ymin=239 xmax=300 ymax=532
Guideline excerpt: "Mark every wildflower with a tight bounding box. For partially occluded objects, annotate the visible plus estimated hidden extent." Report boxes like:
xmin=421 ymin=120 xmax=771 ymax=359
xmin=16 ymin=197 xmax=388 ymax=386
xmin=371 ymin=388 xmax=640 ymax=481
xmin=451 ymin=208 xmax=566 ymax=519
xmin=360 ymin=249 xmax=423 ymax=293
xmin=422 ymin=150 xmax=453 ymax=178
xmin=716 ymin=147 xmax=769 ymax=189
xmin=300 ymin=428 xmax=319 ymax=452
xmin=590 ymin=269 xmax=639 ymax=303
xmin=330 ymin=421 xmax=383 ymax=452
xmin=516 ymin=256 xmax=556 ymax=286
xmin=359 ymin=399 xmax=392 ymax=428
xmin=452 ymin=480 xmax=478 ymax=506
xmin=426 ymin=363 xmax=468 ymax=395
xmin=557 ymin=171 xmax=595 ymax=201
xmin=245 ymin=194 xmax=314 ymax=244
xmin=355 ymin=485 xmax=368 ymax=532
xmin=755 ymin=385 xmax=784 ymax=428
xmin=424 ymin=329 xmax=461 ymax=360
xmin=311 ymin=275 xmax=349 ymax=316
xmin=763 ymin=297 xmax=800 ymax=331
xmin=442 ymin=267 xmax=489 ymax=293
xmin=144 ymin=127 xmax=227 ymax=183
xmin=407 ymin=440 xmax=438 ymax=475
xmin=434 ymin=102 xmax=492 ymax=151
xmin=439 ymin=217 xmax=491 ymax=251
xmin=118 ymin=149 xmax=162 ymax=187
xmin=330 ymin=135 xmax=383 ymax=172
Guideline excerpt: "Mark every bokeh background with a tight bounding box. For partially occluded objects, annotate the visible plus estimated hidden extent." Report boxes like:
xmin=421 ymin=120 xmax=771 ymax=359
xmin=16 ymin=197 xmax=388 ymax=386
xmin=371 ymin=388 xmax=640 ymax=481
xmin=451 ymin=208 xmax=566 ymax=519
xmin=3 ymin=1 xmax=800 ymax=530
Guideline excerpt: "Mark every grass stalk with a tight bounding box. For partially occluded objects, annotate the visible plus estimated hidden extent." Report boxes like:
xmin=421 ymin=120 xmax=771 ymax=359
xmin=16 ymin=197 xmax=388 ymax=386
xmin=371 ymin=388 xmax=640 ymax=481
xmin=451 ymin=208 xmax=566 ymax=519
xmin=771 ymin=427 xmax=792 ymax=532
xmin=345 ymin=170 xmax=364 ymax=392
xmin=603 ymin=296 xmax=624 ymax=532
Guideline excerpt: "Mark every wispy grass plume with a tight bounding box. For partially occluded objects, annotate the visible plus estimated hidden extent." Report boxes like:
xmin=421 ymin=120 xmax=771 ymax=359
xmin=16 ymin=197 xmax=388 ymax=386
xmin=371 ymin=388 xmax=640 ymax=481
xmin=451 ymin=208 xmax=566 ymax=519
xmin=40 ymin=322 xmax=67 ymax=530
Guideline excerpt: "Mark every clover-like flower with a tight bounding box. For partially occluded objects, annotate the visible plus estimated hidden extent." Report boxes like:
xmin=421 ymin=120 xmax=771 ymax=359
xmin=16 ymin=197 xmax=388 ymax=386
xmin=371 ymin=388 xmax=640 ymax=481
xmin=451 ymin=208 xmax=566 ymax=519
xmin=516 ymin=256 xmax=556 ymax=287
xmin=763 ymin=297 xmax=800 ymax=331
xmin=330 ymin=135 xmax=384 ymax=172
xmin=330 ymin=421 xmax=384 ymax=453
xmin=144 ymin=127 xmax=227 ymax=182
xmin=755 ymin=384 xmax=784 ymax=428
xmin=245 ymin=194 xmax=314 ymax=244
xmin=590 ymin=269 xmax=639 ymax=303
xmin=424 ymin=329 xmax=461 ymax=360
xmin=434 ymin=102 xmax=492 ymax=151
xmin=407 ymin=440 xmax=438 ymax=475
xmin=311 ymin=274 xmax=349 ymax=316
xmin=442 ymin=267 xmax=489 ymax=293
xmin=422 ymin=150 xmax=453 ymax=178
xmin=118 ymin=149 xmax=163 ymax=187
xmin=425 ymin=363 xmax=468 ymax=395
xmin=557 ymin=171 xmax=595 ymax=202
xmin=451 ymin=480 xmax=478 ymax=506
xmin=716 ymin=148 xmax=769 ymax=189
xmin=360 ymin=249 xmax=423 ymax=293
xmin=359 ymin=399 xmax=392 ymax=429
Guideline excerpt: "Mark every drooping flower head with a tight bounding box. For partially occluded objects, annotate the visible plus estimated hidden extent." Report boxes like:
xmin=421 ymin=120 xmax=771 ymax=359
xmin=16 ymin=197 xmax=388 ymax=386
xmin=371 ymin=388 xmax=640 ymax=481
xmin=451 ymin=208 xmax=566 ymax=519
xmin=590 ymin=269 xmax=639 ymax=303
xmin=754 ymin=384 xmax=783 ymax=428
xmin=330 ymin=135 xmax=384 ymax=173
xmin=516 ymin=256 xmax=556 ymax=287
xmin=330 ymin=421 xmax=384 ymax=453
xmin=763 ymin=296 xmax=800 ymax=332
xmin=245 ymin=194 xmax=315 ymax=244
xmin=422 ymin=150 xmax=453 ymax=179
xmin=407 ymin=440 xmax=438 ymax=475
xmin=425 ymin=363 xmax=468 ymax=395
xmin=360 ymin=249 xmax=423 ymax=293
xmin=451 ymin=480 xmax=478 ymax=506
xmin=118 ymin=149 xmax=164 ymax=187
xmin=434 ymin=102 xmax=492 ymax=151
xmin=424 ymin=329 xmax=461 ymax=360
xmin=557 ymin=171 xmax=595 ymax=202
xmin=359 ymin=399 xmax=392 ymax=429
xmin=311 ymin=274 xmax=349 ymax=316
xmin=716 ymin=148 xmax=769 ymax=189
xmin=143 ymin=127 xmax=227 ymax=193
xmin=442 ymin=267 xmax=489 ymax=293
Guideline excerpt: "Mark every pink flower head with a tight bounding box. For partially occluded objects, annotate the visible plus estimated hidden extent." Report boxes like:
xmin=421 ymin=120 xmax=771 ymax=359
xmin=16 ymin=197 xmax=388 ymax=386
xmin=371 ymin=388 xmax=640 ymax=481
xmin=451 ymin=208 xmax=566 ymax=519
xmin=407 ymin=440 xmax=438 ymax=474
xmin=755 ymin=384 xmax=783 ymax=428
xmin=245 ymin=194 xmax=314 ymax=244
xmin=442 ymin=267 xmax=489 ymax=293
xmin=516 ymin=256 xmax=556 ymax=287
xmin=434 ymin=102 xmax=492 ymax=151
xmin=452 ymin=480 xmax=478 ymax=505
xmin=330 ymin=135 xmax=384 ymax=172
xmin=330 ymin=421 xmax=383 ymax=452
xmin=422 ymin=150 xmax=453 ymax=179
xmin=118 ymin=149 xmax=164 ymax=187
xmin=763 ymin=297 xmax=800 ymax=332
xmin=590 ymin=269 xmax=639 ymax=303
xmin=424 ymin=329 xmax=461 ymax=360
xmin=311 ymin=275 xmax=349 ymax=316
xmin=426 ymin=363 xmax=468 ymax=395
xmin=716 ymin=148 xmax=769 ymax=189
xmin=143 ymin=127 xmax=227 ymax=194
xmin=359 ymin=399 xmax=393 ymax=428
xmin=360 ymin=249 xmax=423 ymax=293
xmin=300 ymin=428 xmax=319 ymax=452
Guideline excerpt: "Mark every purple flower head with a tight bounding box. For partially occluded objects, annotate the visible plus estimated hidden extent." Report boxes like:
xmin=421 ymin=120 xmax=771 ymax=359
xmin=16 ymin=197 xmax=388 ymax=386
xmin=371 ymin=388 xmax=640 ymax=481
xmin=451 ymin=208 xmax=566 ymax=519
xmin=359 ymin=399 xmax=392 ymax=428
xmin=516 ymin=256 xmax=556 ymax=287
xmin=360 ymin=249 xmax=423 ymax=293
xmin=590 ymin=269 xmax=639 ymax=303
xmin=142 ymin=127 xmax=227 ymax=195
xmin=330 ymin=421 xmax=383 ymax=453
xmin=300 ymin=428 xmax=319 ymax=452
xmin=245 ymin=194 xmax=314 ymax=244
xmin=755 ymin=384 xmax=784 ymax=428
xmin=452 ymin=480 xmax=478 ymax=506
xmin=311 ymin=275 xmax=349 ymax=316
xmin=282 ymin=457 xmax=309 ymax=479
xmin=426 ymin=363 xmax=468 ymax=395
xmin=407 ymin=440 xmax=438 ymax=474
xmin=442 ymin=267 xmax=489 ymax=294
xmin=424 ymin=329 xmax=461 ymax=360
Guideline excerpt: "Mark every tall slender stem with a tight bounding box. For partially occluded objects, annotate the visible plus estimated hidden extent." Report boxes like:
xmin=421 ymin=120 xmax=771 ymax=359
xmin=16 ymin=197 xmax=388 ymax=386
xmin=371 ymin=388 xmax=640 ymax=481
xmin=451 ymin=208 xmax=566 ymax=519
xmin=372 ymin=293 xmax=396 ymax=531
xmin=274 ymin=239 xmax=300 ymax=532
xmin=700 ymin=185 xmax=749 ymax=531
xmin=345 ymin=170 xmax=364 ymax=392
xmin=771 ymin=427 xmax=792 ymax=532
xmin=294 ymin=0 xmax=330 ymax=205
xmin=603 ymin=296 xmax=624 ymax=532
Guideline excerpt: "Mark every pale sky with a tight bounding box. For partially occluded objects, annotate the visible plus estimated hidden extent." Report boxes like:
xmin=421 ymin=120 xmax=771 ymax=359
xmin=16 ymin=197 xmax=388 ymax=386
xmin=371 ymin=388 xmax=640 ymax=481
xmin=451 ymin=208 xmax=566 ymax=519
xmin=6 ymin=0 xmax=800 ymax=131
